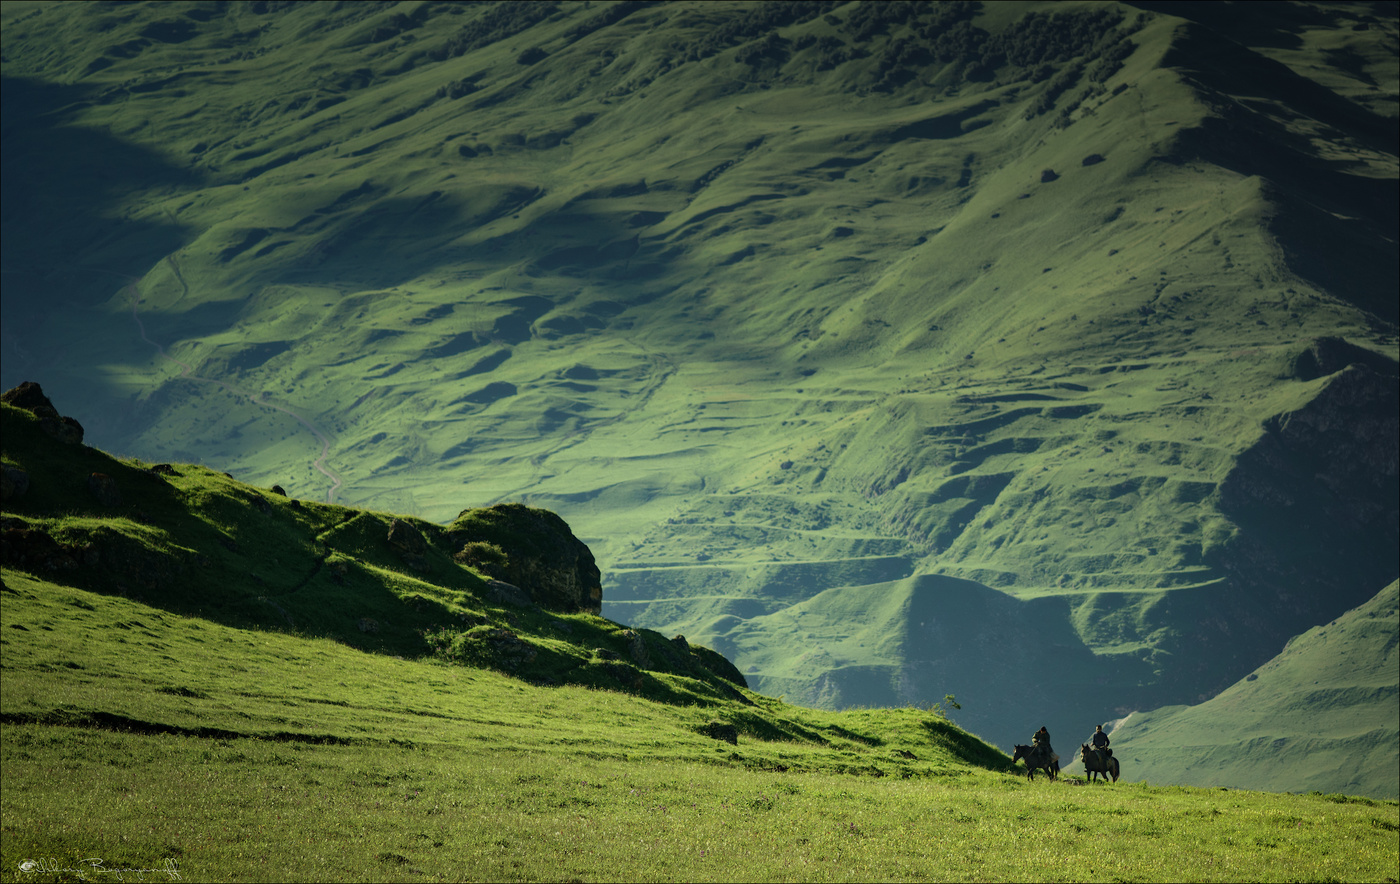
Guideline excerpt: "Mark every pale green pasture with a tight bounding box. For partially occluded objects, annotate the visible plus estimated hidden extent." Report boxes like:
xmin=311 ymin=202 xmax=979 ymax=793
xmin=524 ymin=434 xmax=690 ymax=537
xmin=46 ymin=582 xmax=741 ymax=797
xmin=3 ymin=727 xmax=1396 ymax=883
xmin=3 ymin=571 xmax=1397 ymax=883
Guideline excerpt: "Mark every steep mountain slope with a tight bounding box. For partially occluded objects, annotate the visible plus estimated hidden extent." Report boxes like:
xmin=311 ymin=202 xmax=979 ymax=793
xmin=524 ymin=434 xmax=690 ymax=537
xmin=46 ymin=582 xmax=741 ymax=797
xmin=1 ymin=1 xmax=1396 ymax=754
xmin=1107 ymin=580 xmax=1399 ymax=801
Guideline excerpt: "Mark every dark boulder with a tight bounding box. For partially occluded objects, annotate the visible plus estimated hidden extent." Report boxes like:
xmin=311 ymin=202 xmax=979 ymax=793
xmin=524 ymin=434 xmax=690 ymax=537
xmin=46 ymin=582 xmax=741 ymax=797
xmin=690 ymin=641 xmax=749 ymax=688
xmin=0 ymin=381 xmax=55 ymax=412
xmin=476 ymin=627 xmax=538 ymax=672
xmin=386 ymin=518 xmax=430 ymax=571
xmin=597 ymin=659 xmax=644 ymax=690
xmin=1 ymin=382 xmax=83 ymax=444
xmin=624 ymin=628 xmax=650 ymax=667
xmin=447 ymin=502 xmax=602 ymax=614
xmin=485 ymin=578 xmax=532 ymax=608
xmin=2 ymin=465 xmax=30 ymax=502
xmin=1 ymin=518 xmax=78 ymax=571
xmin=40 ymin=414 xmax=84 ymax=445
xmin=88 ymin=472 xmax=122 ymax=508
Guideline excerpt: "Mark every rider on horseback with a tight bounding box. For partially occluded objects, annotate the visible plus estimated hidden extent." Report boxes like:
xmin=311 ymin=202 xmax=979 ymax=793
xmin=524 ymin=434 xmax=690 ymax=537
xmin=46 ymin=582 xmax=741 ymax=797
xmin=1089 ymin=724 xmax=1112 ymax=758
xmin=1032 ymin=726 xmax=1058 ymax=768
xmin=1033 ymin=726 xmax=1052 ymax=753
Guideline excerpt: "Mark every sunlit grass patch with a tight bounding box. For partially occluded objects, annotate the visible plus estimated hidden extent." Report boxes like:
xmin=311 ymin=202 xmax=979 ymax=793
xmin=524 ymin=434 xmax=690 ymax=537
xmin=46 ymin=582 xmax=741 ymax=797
xmin=3 ymin=569 xmax=1397 ymax=882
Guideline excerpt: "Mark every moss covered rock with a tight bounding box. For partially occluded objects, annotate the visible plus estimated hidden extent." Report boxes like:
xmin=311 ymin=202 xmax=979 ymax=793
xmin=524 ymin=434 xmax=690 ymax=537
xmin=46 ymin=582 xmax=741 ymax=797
xmin=448 ymin=503 xmax=602 ymax=614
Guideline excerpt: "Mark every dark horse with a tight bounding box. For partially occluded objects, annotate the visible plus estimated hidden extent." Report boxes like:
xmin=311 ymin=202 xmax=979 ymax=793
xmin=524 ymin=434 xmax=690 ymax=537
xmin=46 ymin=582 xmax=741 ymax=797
xmin=1080 ymin=744 xmax=1120 ymax=783
xmin=1012 ymin=743 xmax=1059 ymax=781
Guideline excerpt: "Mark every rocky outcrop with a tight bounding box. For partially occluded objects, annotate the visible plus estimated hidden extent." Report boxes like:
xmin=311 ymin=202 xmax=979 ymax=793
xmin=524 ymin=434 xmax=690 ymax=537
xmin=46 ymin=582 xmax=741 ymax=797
xmin=473 ymin=626 xmax=538 ymax=672
xmin=623 ymin=628 xmax=650 ymax=667
xmin=1 ymin=382 xmax=759 ymax=710
xmin=1 ymin=381 xmax=84 ymax=444
xmin=596 ymin=660 xmax=644 ymax=690
xmin=484 ymin=578 xmax=532 ymax=608
xmin=0 ymin=381 xmax=54 ymax=412
xmin=1 ymin=466 xmax=30 ymax=502
xmin=386 ymin=518 xmax=429 ymax=571
xmin=615 ymin=627 xmax=752 ymax=702
xmin=689 ymin=640 xmax=749 ymax=688
xmin=88 ymin=472 xmax=122 ymax=508
xmin=447 ymin=503 xmax=602 ymax=614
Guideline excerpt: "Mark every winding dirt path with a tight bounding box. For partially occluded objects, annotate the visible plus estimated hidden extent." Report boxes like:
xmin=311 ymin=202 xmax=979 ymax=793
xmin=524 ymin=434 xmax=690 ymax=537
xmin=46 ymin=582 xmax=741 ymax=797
xmin=102 ymin=261 xmax=344 ymax=503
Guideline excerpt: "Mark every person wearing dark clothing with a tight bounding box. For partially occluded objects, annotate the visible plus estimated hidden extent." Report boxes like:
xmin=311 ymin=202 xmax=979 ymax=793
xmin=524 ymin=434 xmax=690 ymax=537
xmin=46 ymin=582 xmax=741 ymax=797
xmin=1088 ymin=723 xmax=1112 ymax=762
xmin=1032 ymin=726 xmax=1053 ymax=756
xmin=1091 ymin=724 xmax=1110 ymax=750
xmin=1032 ymin=726 xmax=1058 ymax=772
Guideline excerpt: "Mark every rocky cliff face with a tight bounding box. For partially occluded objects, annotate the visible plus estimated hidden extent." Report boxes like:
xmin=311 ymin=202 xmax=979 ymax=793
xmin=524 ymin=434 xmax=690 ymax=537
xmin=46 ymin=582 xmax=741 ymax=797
xmin=446 ymin=503 xmax=603 ymax=615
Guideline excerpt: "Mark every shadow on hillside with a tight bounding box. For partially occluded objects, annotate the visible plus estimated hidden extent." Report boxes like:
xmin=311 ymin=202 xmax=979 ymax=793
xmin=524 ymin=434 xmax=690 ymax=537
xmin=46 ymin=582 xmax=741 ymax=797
xmin=897 ymin=575 xmax=1158 ymax=751
xmin=1155 ymin=26 xmax=1400 ymax=324
xmin=1129 ymin=0 xmax=1353 ymax=50
xmin=1 ymin=75 xmax=198 ymax=382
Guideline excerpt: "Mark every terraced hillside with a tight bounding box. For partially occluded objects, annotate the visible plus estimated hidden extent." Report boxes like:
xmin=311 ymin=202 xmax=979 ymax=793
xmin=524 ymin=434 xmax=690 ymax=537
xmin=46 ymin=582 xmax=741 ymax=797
xmin=1 ymin=0 xmax=1396 ymax=754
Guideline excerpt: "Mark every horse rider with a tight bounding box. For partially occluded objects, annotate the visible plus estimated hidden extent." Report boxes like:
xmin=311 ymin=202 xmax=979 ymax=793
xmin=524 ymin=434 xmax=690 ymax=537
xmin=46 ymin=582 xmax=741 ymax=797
xmin=1089 ymin=723 xmax=1112 ymax=759
xmin=1086 ymin=728 xmax=1108 ymax=767
xmin=1032 ymin=726 xmax=1053 ymax=756
xmin=1032 ymin=725 xmax=1058 ymax=770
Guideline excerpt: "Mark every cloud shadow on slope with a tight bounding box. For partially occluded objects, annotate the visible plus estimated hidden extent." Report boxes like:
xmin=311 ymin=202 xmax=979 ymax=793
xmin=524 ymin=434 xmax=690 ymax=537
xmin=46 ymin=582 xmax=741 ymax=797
xmin=1157 ymin=24 xmax=1400 ymax=324
xmin=1 ymin=75 xmax=199 ymax=385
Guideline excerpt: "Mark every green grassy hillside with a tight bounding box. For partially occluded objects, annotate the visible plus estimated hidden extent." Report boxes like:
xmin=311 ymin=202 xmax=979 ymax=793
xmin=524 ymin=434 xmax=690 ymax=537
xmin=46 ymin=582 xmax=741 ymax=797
xmin=1100 ymin=580 xmax=1399 ymax=801
xmin=7 ymin=392 xmax=1394 ymax=881
xmin=0 ymin=395 xmax=752 ymax=708
xmin=5 ymin=567 xmax=1396 ymax=883
xmin=1 ymin=0 xmax=1396 ymax=760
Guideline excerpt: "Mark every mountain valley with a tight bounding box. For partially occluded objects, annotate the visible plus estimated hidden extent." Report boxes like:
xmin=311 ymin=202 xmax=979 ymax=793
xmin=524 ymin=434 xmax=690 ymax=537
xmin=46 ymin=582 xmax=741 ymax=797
xmin=2 ymin=0 xmax=1396 ymax=792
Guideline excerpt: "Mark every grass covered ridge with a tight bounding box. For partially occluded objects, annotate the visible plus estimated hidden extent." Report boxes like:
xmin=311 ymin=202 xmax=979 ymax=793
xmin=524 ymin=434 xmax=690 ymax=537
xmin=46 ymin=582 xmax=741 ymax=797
xmin=1107 ymin=580 xmax=1400 ymax=801
xmin=2 ymin=570 xmax=1397 ymax=883
xmin=0 ymin=398 xmax=751 ymax=709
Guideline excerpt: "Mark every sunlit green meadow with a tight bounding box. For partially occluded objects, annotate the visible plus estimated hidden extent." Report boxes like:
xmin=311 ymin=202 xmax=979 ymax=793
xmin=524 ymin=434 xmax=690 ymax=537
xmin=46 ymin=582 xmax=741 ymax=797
xmin=2 ymin=571 xmax=1395 ymax=883
xmin=6 ymin=728 xmax=1396 ymax=883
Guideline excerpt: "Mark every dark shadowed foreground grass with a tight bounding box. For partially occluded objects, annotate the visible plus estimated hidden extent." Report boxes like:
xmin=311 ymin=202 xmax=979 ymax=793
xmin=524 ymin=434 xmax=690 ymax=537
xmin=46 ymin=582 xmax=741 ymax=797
xmin=2 ymin=571 xmax=1396 ymax=883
